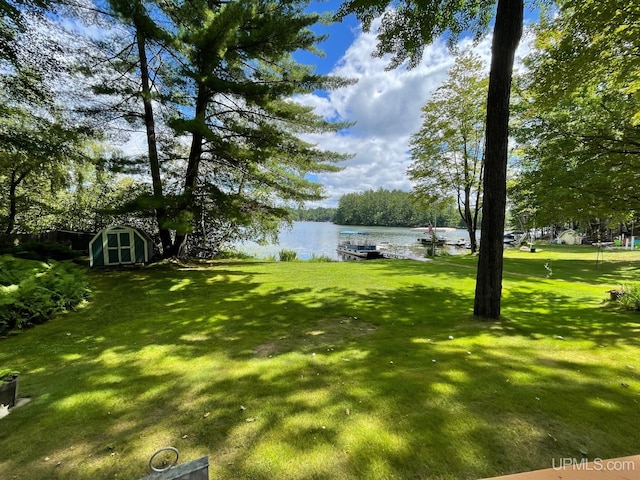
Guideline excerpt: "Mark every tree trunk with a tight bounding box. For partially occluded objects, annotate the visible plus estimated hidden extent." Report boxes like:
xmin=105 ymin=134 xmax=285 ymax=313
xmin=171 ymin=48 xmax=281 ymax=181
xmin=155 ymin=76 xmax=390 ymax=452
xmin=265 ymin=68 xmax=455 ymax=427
xmin=467 ymin=224 xmax=477 ymax=253
xmin=473 ymin=0 xmax=523 ymax=319
xmin=5 ymin=169 xmax=27 ymax=235
xmin=471 ymin=162 xmax=482 ymax=254
xmin=134 ymin=21 xmax=173 ymax=257
xmin=462 ymin=184 xmax=478 ymax=253
xmin=170 ymin=85 xmax=209 ymax=257
xmin=6 ymin=171 xmax=18 ymax=235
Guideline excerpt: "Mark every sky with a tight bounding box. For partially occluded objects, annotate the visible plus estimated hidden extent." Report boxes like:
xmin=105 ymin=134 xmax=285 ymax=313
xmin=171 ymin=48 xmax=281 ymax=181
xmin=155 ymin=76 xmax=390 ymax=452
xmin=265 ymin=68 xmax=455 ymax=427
xmin=293 ymin=2 xmax=538 ymax=207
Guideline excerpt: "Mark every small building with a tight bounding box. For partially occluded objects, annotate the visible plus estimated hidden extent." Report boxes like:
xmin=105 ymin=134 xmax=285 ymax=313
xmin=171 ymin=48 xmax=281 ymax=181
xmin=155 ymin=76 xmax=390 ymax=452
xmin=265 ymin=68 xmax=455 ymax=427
xmin=89 ymin=225 xmax=154 ymax=267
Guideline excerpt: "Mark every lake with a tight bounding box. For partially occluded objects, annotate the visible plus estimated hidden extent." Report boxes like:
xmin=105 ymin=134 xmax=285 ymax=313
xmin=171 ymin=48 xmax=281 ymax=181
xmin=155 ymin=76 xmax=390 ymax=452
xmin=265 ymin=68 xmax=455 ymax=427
xmin=236 ymin=222 xmax=477 ymax=260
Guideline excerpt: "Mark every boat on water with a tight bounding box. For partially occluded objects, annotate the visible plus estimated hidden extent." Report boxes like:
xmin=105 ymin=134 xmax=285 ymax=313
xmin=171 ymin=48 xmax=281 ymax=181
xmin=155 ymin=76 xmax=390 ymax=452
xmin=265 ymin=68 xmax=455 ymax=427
xmin=417 ymin=235 xmax=447 ymax=246
xmin=411 ymin=227 xmax=448 ymax=246
xmin=446 ymin=237 xmax=469 ymax=248
xmin=337 ymin=231 xmax=384 ymax=259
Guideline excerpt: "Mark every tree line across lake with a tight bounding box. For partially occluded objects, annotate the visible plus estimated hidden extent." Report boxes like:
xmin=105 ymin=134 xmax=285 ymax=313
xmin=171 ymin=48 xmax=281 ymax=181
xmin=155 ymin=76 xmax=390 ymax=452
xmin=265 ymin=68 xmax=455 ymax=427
xmin=289 ymin=189 xmax=465 ymax=228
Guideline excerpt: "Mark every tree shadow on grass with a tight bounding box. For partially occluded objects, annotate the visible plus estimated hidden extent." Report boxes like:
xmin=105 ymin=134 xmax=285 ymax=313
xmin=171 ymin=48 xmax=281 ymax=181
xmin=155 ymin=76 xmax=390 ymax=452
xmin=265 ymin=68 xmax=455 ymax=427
xmin=0 ymin=262 xmax=639 ymax=479
xmin=502 ymin=255 xmax=640 ymax=285
xmin=499 ymin=276 xmax=640 ymax=348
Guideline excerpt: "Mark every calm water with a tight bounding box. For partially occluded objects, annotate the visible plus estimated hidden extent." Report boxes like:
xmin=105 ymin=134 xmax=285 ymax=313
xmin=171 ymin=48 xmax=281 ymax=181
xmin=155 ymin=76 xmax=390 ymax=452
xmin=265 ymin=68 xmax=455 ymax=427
xmin=237 ymin=222 xmax=477 ymax=260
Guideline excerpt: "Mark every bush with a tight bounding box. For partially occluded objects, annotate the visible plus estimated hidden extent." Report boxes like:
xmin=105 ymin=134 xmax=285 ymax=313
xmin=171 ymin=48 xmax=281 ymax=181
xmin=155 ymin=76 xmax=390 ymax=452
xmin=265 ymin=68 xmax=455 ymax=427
xmin=0 ymin=255 xmax=90 ymax=335
xmin=309 ymin=254 xmax=333 ymax=262
xmin=214 ymin=249 xmax=254 ymax=260
xmin=278 ymin=249 xmax=298 ymax=262
xmin=618 ymin=284 xmax=640 ymax=312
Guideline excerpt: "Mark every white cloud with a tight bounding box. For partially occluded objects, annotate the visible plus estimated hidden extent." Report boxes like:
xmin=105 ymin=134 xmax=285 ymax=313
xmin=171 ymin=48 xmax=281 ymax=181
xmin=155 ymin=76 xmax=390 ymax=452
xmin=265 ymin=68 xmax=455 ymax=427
xmin=301 ymin=22 xmax=533 ymax=207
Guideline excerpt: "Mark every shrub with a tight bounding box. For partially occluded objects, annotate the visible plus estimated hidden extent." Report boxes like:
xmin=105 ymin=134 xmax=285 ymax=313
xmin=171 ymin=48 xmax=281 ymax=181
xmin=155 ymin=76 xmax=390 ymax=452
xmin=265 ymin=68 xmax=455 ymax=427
xmin=278 ymin=249 xmax=298 ymax=262
xmin=618 ymin=284 xmax=640 ymax=312
xmin=214 ymin=249 xmax=254 ymax=260
xmin=309 ymin=254 xmax=333 ymax=262
xmin=0 ymin=256 xmax=90 ymax=335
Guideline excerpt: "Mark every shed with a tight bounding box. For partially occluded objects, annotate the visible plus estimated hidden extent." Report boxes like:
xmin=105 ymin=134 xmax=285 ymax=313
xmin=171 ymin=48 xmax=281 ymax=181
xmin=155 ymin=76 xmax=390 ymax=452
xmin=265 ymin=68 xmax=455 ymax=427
xmin=89 ymin=225 xmax=154 ymax=267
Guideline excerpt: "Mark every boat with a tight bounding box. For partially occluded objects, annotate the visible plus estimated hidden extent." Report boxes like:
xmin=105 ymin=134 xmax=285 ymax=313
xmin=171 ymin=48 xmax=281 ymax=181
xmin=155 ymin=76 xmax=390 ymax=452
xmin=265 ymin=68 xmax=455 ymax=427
xmin=411 ymin=227 xmax=457 ymax=233
xmin=337 ymin=231 xmax=384 ymax=259
xmin=411 ymin=227 xmax=447 ymax=246
xmin=446 ymin=237 xmax=468 ymax=247
xmin=504 ymin=231 xmax=526 ymax=245
xmin=377 ymin=241 xmax=391 ymax=250
xmin=417 ymin=235 xmax=447 ymax=246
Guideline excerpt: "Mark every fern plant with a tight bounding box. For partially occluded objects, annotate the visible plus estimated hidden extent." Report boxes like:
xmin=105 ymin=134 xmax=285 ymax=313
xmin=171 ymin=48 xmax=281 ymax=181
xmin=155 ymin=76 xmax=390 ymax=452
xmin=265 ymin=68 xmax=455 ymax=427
xmin=0 ymin=256 xmax=90 ymax=335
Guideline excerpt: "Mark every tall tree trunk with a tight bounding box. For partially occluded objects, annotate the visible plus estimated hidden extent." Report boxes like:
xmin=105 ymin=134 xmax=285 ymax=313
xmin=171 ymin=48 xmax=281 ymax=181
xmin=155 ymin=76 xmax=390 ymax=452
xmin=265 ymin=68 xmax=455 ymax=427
xmin=170 ymin=86 xmax=209 ymax=257
xmin=134 ymin=22 xmax=173 ymax=257
xmin=474 ymin=0 xmax=523 ymax=319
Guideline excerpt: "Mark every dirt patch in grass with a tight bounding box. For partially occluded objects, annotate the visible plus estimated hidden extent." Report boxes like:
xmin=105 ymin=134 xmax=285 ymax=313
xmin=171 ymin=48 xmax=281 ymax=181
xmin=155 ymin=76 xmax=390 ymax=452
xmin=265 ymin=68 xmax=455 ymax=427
xmin=253 ymin=341 xmax=280 ymax=358
xmin=253 ymin=317 xmax=377 ymax=357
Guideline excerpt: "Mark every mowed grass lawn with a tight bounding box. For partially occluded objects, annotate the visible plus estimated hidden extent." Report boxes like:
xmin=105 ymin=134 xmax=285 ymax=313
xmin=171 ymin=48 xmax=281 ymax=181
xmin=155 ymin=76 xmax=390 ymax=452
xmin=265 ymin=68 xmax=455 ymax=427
xmin=1 ymin=245 xmax=640 ymax=479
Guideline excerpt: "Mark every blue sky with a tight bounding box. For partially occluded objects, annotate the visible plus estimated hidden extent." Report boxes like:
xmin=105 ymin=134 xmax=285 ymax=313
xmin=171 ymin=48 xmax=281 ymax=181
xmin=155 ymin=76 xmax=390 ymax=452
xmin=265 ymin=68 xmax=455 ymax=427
xmin=291 ymin=3 xmax=539 ymax=207
xmin=297 ymin=1 xmax=360 ymax=75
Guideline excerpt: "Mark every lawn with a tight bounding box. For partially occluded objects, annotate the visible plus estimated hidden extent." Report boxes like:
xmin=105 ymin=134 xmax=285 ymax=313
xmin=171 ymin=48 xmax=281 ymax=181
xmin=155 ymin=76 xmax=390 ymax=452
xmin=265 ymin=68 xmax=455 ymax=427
xmin=1 ymin=245 xmax=640 ymax=479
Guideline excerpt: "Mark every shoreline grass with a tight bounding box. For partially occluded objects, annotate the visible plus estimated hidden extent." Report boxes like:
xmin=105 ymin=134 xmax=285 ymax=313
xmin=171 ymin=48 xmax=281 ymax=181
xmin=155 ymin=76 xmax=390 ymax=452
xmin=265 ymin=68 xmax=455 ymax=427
xmin=0 ymin=246 xmax=639 ymax=479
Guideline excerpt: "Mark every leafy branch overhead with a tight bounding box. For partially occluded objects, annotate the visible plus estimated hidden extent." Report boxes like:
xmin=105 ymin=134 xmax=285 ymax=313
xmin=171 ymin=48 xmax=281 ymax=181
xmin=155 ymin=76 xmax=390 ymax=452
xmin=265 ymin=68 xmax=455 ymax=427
xmin=337 ymin=0 xmax=496 ymax=69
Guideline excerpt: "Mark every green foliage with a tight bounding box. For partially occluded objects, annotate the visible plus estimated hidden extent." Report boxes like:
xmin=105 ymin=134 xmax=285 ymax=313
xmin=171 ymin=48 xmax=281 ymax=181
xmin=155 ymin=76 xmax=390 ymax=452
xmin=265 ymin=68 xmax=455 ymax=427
xmin=337 ymin=0 xmax=495 ymax=69
xmin=0 ymin=105 xmax=90 ymax=234
xmin=0 ymin=368 xmax=19 ymax=381
xmin=0 ymin=14 xmax=96 ymax=236
xmin=511 ymin=82 xmax=640 ymax=227
xmin=51 ymin=162 xmax=154 ymax=233
xmin=333 ymin=188 xmax=462 ymax=227
xmin=277 ymin=249 xmax=298 ymax=262
xmin=0 ymin=255 xmax=89 ymax=335
xmin=308 ymin=254 xmax=333 ymax=262
xmin=341 ymin=0 xmax=524 ymax=319
xmin=510 ymin=1 xmax=640 ymax=228
xmin=289 ymin=207 xmax=337 ymax=222
xmin=409 ymin=51 xmax=487 ymax=251
xmin=533 ymin=0 xmax=640 ymax=121
xmin=213 ymin=249 xmax=254 ymax=260
xmin=82 ymin=0 xmax=353 ymax=257
xmin=618 ymin=283 xmax=640 ymax=311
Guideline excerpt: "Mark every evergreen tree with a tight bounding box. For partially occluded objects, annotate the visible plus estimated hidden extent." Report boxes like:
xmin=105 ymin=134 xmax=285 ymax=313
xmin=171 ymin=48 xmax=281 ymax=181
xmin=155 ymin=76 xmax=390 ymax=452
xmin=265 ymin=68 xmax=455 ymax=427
xmin=82 ymin=0 xmax=352 ymax=257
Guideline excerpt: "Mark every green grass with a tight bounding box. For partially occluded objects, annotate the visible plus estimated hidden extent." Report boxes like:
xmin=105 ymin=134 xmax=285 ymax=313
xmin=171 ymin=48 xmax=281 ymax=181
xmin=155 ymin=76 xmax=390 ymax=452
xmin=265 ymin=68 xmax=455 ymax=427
xmin=1 ymin=246 xmax=640 ymax=479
